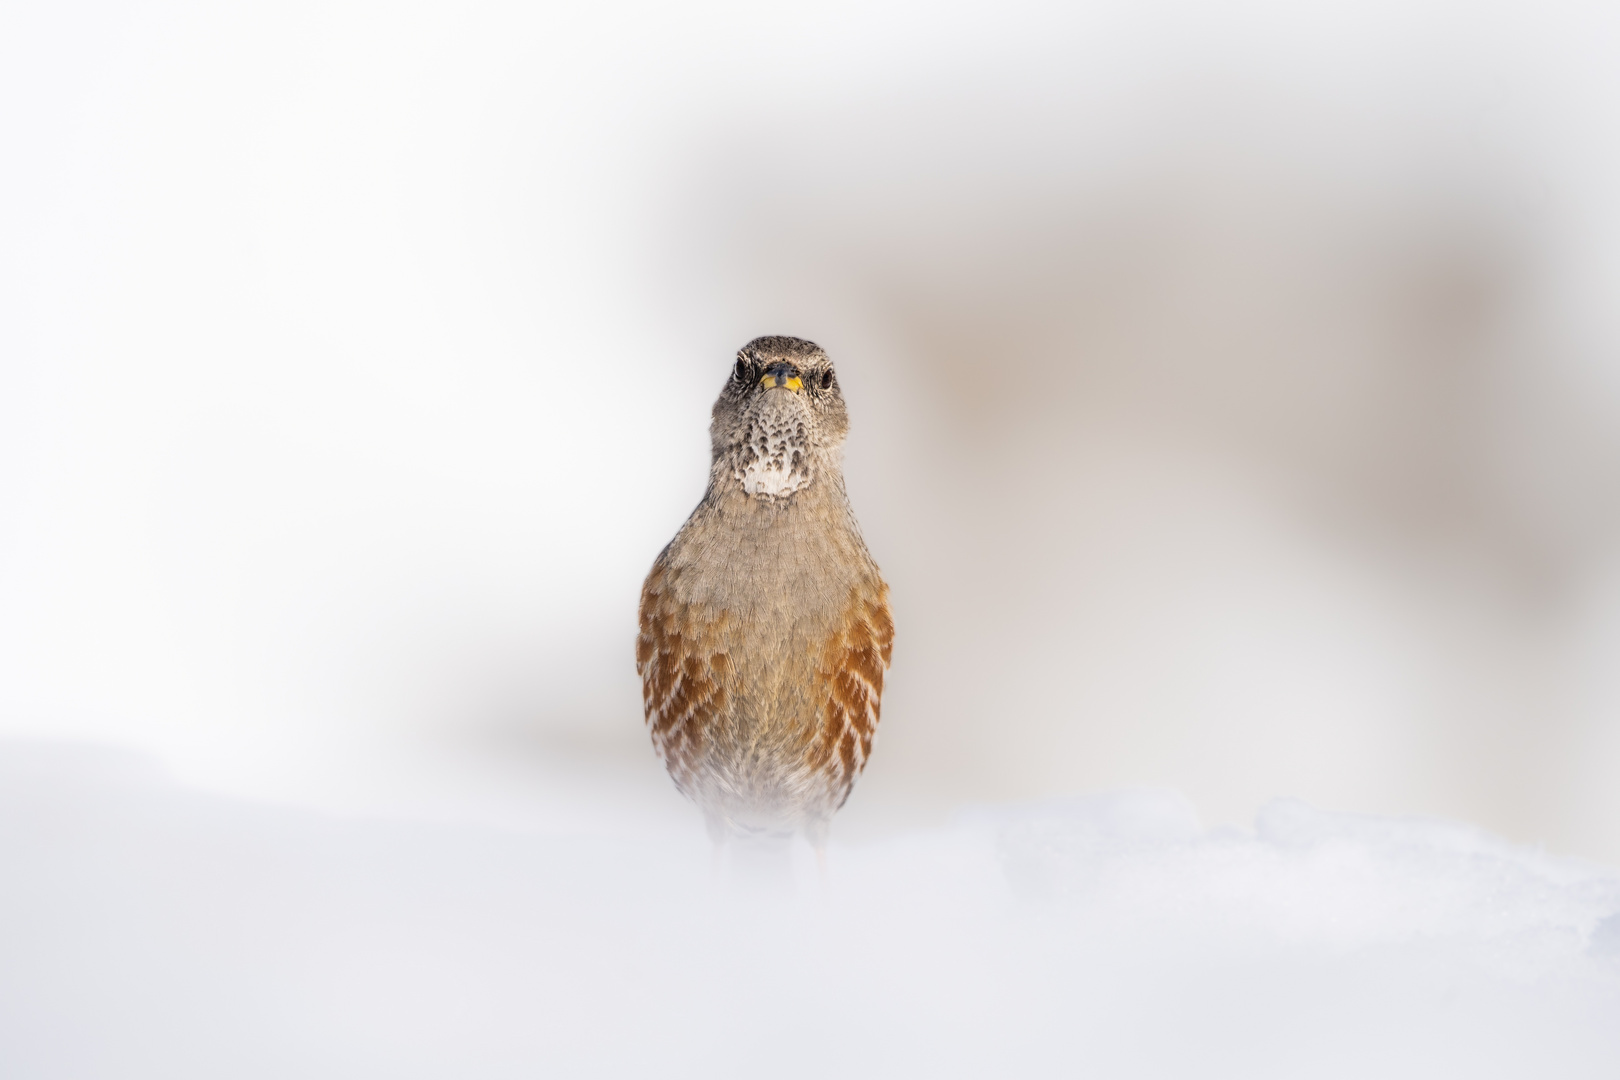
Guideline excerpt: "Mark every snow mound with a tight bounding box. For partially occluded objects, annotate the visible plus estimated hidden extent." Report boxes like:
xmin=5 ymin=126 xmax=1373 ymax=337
xmin=1 ymin=745 xmax=1617 ymax=1079
xmin=998 ymin=789 xmax=1618 ymax=954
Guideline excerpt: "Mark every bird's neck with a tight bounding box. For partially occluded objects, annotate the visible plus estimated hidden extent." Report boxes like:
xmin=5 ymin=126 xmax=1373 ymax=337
xmin=698 ymin=459 xmax=860 ymax=535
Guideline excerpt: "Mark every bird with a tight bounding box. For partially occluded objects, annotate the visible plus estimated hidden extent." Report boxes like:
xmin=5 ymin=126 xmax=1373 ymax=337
xmin=636 ymin=336 xmax=892 ymax=860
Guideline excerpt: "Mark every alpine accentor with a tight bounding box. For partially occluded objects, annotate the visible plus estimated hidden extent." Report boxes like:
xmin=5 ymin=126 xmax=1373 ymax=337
xmin=637 ymin=336 xmax=893 ymax=850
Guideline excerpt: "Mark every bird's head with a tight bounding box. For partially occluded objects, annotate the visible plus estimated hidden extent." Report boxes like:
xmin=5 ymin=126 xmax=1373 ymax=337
xmin=711 ymin=335 xmax=849 ymax=500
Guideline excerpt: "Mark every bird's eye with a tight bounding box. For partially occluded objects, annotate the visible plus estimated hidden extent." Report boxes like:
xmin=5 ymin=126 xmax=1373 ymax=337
xmin=734 ymin=358 xmax=750 ymax=382
xmin=820 ymin=369 xmax=834 ymax=389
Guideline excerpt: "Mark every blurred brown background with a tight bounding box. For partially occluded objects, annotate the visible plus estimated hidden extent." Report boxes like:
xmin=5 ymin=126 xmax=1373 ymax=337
xmin=648 ymin=81 xmax=1620 ymax=858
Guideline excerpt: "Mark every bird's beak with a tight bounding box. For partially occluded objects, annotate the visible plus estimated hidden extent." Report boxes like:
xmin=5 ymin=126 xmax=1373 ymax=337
xmin=760 ymin=364 xmax=803 ymax=392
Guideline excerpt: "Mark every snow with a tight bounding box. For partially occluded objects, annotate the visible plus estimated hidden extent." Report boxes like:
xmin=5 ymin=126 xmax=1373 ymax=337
xmin=3 ymin=743 xmax=1616 ymax=1079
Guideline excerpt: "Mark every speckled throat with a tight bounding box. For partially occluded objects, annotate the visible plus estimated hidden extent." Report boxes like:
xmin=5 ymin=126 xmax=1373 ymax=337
xmin=726 ymin=387 xmax=818 ymax=500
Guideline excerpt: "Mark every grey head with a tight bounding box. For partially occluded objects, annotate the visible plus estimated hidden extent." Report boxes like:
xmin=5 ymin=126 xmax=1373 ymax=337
xmin=711 ymin=336 xmax=849 ymax=500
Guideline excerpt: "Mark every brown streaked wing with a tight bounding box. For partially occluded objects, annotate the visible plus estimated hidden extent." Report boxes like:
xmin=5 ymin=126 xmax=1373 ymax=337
xmin=813 ymin=581 xmax=894 ymax=807
xmin=636 ymin=567 xmax=728 ymax=795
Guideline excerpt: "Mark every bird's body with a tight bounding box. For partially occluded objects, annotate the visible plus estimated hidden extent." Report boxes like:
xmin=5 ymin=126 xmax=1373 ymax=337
xmin=637 ymin=337 xmax=892 ymax=848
